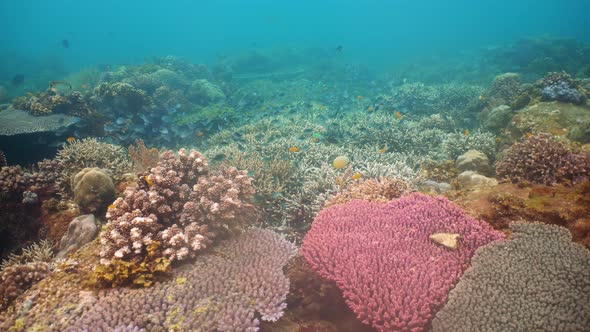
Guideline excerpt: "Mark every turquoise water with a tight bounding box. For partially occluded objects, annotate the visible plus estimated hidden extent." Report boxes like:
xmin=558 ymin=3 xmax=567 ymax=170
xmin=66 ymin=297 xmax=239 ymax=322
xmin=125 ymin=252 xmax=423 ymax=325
xmin=1 ymin=0 xmax=588 ymax=73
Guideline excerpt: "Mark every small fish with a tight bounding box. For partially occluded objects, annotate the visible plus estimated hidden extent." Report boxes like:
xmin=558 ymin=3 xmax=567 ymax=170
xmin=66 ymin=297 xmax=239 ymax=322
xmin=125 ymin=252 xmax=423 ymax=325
xmin=288 ymin=146 xmax=300 ymax=153
xmin=356 ymin=95 xmax=364 ymax=100
xmin=378 ymin=146 xmax=388 ymax=154
xmin=107 ymin=204 xmax=115 ymax=210
xmin=62 ymin=39 xmax=70 ymax=48
xmin=144 ymin=175 xmax=153 ymax=187
xmin=26 ymin=92 xmax=34 ymax=97
xmin=66 ymin=136 xmax=76 ymax=143
xmin=352 ymin=172 xmax=363 ymax=180
xmin=197 ymin=131 xmax=204 ymax=137
xmin=11 ymin=74 xmax=25 ymax=86
xmin=335 ymin=45 xmax=343 ymax=52
xmin=367 ymin=106 xmax=375 ymax=112
xmin=81 ymin=84 xmax=88 ymax=90
xmin=463 ymin=129 xmax=470 ymax=136
xmin=525 ymin=132 xmax=533 ymax=138
xmin=319 ymin=105 xmax=326 ymax=111
xmin=395 ymin=111 xmax=402 ymax=119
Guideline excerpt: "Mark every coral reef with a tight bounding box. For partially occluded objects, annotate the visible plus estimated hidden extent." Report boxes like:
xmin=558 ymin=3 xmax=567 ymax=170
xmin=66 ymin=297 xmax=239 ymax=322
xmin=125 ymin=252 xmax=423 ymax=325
xmin=0 ymin=229 xmax=296 ymax=332
xmin=301 ymin=193 xmax=504 ymax=332
xmin=0 ymin=262 xmax=51 ymax=311
xmin=483 ymin=73 xmax=522 ymax=106
xmin=0 ymin=109 xmax=78 ymax=136
xmin=496 ymin=134 xmax=590 ymax=186
xmin=54 ymin=138 xmax=133 ymax=195
xmin=100 ymin=148 xmax=255 ymax=266
xmin=325 ymin=177 xmax=412 ymax=207
xmin=128 ymin=139 xmax=160 ymax=174
xmin=432 ymin=222 xmax=590 ymax=331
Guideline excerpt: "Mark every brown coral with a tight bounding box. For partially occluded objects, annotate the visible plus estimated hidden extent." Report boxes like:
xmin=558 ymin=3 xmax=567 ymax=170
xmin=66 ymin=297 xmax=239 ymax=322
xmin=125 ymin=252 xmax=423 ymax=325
xmin=325 ymin=177 xmax=412 ymax=207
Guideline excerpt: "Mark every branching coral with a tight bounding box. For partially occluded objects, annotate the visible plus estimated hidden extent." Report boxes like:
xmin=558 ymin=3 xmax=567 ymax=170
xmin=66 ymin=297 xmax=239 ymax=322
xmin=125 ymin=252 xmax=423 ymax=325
xmin=325 ymin=177 xmax=412 ymax=207
xmin=54 ymin=138 xmax=133 ymax=195
xmin=100 ymin=148 xmax=255 ymax=266
xmin=496 ymin=134 xmax=590 ymax=186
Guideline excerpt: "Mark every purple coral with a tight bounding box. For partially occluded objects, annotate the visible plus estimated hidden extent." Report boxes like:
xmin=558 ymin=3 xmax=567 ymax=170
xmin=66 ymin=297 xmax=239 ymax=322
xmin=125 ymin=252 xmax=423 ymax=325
xmin=301 ymin=193 xmax=504 ymax=332
xmin=496 ymin=134 xmax=590 ymax=186
xmin=101 ymin=148 xmax=255 ymax=264
xmin=542 ymin=81 xmax=582 ymax=104
xmin=65 ymin=229 xmax=296 ymax=331
xmin=0 ymin=262 xmax=51 ymax=311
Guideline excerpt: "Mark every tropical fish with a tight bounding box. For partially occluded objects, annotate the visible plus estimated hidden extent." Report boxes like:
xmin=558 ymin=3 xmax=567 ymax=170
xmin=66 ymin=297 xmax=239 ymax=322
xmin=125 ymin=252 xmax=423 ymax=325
xmin=352 ymin=172 xmax=363 ymax=180
xmin=395 ymin=111 xmax=402 ymax=119
xmin=288 ymin=146 xmax=300 ymax=153
xmin=197 ymin=131 xmax=204 ymax=137
xmin=367 ymin=106 xmax=375 ymax=112
xmin=356 ymin=95 xmax=364 ymax=100
xmin=464 ymin=129 xmax=470 ymax=136
xmin=378 ymin=146 xmax=388 ymax=154
xmin=144 ymin=175 xmax=153 ymax=187
xmin=525 ymin=132 xmax=533 ymax=138
xmin=81 ymin=84 xmax=88 ymax=90
xmin=335 ymin=45 xmax=343 ymax=52
xmin=66 ymin=136 xmax=76 ymax=143
xmin=107 ymin=204 xmax=115 ymax=210
xmin=26 ymin=92 xmax=34 ymax=97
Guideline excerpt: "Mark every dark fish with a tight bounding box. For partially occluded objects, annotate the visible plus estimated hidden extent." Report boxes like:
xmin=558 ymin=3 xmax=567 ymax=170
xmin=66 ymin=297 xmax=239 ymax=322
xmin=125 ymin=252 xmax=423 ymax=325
xmin=335 ymin=45 xmax=343 ymax=52
xmin=62 ymin=39 xmax=70 ymax=48
xmin=11 ymin=74 xmax=25 ymax=86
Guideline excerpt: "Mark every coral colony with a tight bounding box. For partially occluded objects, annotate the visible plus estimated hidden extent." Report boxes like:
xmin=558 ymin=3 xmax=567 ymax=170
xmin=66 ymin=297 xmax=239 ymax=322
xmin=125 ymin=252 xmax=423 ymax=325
xmin=1 ymin=37 xmax=590 ymax=331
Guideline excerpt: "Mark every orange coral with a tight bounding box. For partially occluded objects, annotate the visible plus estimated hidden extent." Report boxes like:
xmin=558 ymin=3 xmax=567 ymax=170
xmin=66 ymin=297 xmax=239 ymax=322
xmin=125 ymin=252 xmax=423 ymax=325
xmin=128 ymin=139 xmax=160 ymax=173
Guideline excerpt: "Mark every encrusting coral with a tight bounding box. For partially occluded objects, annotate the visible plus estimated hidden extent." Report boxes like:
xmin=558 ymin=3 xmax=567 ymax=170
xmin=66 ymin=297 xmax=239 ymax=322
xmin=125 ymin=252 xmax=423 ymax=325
xmin=100 ymin=148 xmax=255 ymax=267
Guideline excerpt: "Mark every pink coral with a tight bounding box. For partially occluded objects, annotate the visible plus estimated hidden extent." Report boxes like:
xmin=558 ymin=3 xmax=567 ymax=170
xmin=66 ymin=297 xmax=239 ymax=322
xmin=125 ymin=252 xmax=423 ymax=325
xmin=300 ymin=193 xmax=504 ymax=332
xmin=101 ymin=148 xmax=255 ymax=264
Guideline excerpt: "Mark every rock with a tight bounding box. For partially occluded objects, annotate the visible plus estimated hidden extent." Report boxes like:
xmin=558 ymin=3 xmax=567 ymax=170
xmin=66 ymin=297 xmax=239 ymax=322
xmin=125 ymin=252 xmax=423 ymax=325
xmin=56 ymin=214 xmax=98 ymax=259
xmin=71 ymin=168 xmax=116 ymax=213
xmin=456 ymin=150 xmax=492 ymax=175
xmin=429 ymin=233 xmax=460 ymax=249
xmin=420 ymin=180 xmax=452 ymax=194
xmin=456 ymin=171 xmax=498 ymax=190
xmin=481 ymin=104 xmax=513 ymax=131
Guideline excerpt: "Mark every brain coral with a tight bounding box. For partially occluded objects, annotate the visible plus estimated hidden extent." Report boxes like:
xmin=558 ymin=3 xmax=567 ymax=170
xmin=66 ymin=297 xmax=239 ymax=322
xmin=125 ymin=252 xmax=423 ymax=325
xmin=432 ymin=222 xmax=590 ymax=331
xmin=301 ymin=193 xmax=504 ymax=332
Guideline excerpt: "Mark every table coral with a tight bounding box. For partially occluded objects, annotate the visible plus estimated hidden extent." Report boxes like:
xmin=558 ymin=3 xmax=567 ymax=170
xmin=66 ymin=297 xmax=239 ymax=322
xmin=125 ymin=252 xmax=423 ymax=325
xmin=301 ymin=193 xmax=504 ymax=332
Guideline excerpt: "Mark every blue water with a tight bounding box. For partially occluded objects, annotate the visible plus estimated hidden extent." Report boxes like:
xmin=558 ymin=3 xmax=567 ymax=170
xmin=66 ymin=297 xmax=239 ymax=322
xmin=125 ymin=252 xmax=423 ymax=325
xmin=1 ymin=0 xmax=588 ymax=75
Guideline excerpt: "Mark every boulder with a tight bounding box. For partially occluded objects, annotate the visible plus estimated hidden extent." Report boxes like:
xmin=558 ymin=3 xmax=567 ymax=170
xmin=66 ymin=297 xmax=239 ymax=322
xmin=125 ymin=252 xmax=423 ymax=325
xmin=456 ymin=171 xmax=498 ymax=190
xmin=456 ymin=150 xmax=492 ymax=175
xmin=56 ymin=214 xmax=98 ymax=259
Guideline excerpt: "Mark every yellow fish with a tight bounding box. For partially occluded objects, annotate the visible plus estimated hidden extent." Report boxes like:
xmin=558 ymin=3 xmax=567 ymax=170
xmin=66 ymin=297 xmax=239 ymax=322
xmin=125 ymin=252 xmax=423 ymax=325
xmin=107 ymin=204 xmax=115 ymax=210
xmin=197 ymin=131 xmax=204 ymax=137
xmin=525 ymin=132 xmax=533 ymax=138
xmin=463 ymin=129 xmax=470 ymax=136
xmin=378 ymin=146 xmax=388 ymax=154
xmin=352 ymin=172 xmax=363 ymax=180
xmin=357 ymin=95 xmax=364 ymax=100
xmin=395 ymin=111 xmax=402 ymax=119
xmin=144 ymin=175 xmax=153 ymax=187
xmin=81 ymin=84 xmax=88 ymax=90
xmin=367 ymin=106 xmax=375 ymax=112
xmin=26 ymin=92 xmax=34 ymax=97
xmin=66 ymin=136 xmax=76 ymax=143
xmin=288 ymin=146 xmax=300 ymax=153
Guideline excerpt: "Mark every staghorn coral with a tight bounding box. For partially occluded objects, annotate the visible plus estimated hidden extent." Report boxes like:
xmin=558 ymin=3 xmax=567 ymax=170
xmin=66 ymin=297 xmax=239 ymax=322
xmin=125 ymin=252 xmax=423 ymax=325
xmin=432 ymin=222 xmax=590 ymax=332
xmin=496 ymin=134 xmax=590 ymax=186
xmin=484 ymin=73 xmax=522 ymax=105
xmin=441 ymin=131 xmax=498 ymax=162
xmin=55 ymin=138 xmax=133 ymax=195
xmin=100 ymin=148 xmax=255 ymax=266
xmin=301 ymin=193 xmax=504 ymax=332
xmin=0 ymin=239 xmax=54 ymax=270
xmin=325 ymin=177 xmax=412 ymax=207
